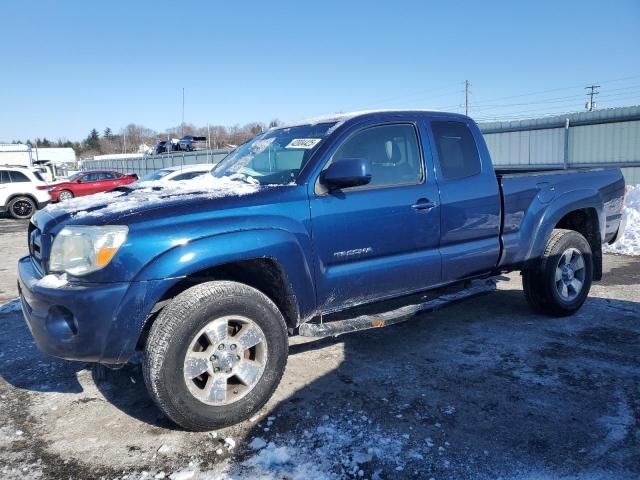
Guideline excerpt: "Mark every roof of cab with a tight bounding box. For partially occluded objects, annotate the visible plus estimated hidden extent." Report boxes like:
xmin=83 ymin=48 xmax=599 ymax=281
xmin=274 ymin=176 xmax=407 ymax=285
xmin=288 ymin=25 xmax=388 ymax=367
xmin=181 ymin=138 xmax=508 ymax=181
xmin=275 ymin=109 xmax=469 ymax=131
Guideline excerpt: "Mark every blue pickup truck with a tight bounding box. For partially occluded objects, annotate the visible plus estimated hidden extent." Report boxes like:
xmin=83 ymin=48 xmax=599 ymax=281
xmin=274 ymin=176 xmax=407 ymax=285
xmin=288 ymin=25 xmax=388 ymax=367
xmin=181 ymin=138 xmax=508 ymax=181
xmin=18 ymin=110 xmax=626 ymax=430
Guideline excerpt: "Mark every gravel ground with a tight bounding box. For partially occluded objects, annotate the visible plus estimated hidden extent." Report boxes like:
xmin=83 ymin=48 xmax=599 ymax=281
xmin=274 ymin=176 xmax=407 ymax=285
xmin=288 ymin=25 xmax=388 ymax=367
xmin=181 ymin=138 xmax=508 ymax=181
xmin=0 ymin=217 xmax=638 ymax=479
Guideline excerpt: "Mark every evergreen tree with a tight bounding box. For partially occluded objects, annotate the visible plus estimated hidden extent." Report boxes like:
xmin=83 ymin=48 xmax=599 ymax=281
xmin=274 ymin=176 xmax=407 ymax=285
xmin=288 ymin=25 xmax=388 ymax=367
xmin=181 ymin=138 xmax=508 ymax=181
xmin=85 ymin=128 xmax=101 ymax=151
xmin=104 ymin=127 xmax=113 ymax=139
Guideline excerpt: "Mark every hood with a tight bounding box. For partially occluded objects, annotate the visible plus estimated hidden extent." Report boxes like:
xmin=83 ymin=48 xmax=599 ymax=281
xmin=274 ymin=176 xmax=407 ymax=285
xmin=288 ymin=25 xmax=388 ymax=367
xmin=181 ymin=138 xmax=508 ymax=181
xmin=37 ymin=176 xmax=266 ymax=228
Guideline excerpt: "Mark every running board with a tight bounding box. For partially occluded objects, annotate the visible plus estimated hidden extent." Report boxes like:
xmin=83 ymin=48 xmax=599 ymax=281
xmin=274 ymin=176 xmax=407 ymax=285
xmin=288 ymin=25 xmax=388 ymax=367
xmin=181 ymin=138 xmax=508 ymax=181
xmin=299 ymin=278 xmax=499 ymax=338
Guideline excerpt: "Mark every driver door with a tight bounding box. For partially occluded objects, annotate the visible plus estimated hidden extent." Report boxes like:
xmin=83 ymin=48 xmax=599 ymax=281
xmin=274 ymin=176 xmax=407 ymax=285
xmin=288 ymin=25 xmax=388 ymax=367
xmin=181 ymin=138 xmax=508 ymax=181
xmin=309 ymin=123 xmax=442 ymax=311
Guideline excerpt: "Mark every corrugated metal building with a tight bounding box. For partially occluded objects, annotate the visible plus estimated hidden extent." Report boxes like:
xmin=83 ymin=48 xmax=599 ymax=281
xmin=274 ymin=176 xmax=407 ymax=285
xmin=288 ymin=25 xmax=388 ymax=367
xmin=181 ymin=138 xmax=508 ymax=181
xmin=478 ymin=105 xmax=640 ymax=185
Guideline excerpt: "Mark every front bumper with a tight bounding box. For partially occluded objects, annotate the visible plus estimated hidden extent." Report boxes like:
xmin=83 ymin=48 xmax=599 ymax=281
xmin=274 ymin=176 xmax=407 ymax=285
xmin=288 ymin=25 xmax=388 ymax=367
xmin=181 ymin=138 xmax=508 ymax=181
xmin=18 ymin=256 xmax=178 ymax=364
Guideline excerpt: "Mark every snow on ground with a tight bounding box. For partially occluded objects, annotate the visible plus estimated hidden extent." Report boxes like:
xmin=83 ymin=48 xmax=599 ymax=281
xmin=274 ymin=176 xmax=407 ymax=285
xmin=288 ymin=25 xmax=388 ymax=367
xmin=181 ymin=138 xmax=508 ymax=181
xmin=0 ymin=299 xmax=21 ymax=314
xmin=163 ymin=411 xmax=437 ymax=480
xmin=44 ymin=175 xmax=260 ymax=219
xmin=604 ymin=184 xmax=640 ymax=256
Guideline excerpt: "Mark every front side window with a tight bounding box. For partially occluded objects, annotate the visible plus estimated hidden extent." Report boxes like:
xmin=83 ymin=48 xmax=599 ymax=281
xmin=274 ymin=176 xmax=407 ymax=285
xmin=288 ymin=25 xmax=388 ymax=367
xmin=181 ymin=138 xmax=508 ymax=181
xmin=331 ymin=124 xmax=423 ymax=188
xmin=431 ymin=121 xmax=481 ymax=180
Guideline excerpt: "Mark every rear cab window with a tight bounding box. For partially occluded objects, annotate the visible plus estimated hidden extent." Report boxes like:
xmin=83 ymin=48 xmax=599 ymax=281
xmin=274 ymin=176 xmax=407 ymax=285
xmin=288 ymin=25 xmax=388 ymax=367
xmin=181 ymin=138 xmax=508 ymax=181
xmin=431 ymin=121 xmax=481 ymax=180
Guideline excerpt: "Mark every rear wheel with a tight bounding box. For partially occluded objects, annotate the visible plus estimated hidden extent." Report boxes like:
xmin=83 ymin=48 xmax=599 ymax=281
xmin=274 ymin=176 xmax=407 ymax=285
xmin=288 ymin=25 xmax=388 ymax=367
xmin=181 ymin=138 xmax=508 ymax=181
xmin=58 ymin=190 xmax=74 ymax=202
xmin=8 ymin=196 xmax=36 ymax=219
xmin=143 ymin=281 xmax=288 ymax=431
xmin=523 ymin=229 xmax=593 ymax=317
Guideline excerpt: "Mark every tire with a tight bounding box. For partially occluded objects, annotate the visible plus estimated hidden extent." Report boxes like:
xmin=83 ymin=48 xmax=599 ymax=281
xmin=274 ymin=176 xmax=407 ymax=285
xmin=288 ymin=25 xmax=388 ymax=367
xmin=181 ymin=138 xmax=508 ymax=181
xmin=523 ymin=229 xmax=593 ymax=317
xmin=7 ymin=196 xmax=36 ymax=219
xmin=58 ymin=190 xmax=74 ymax=202
xmin=143 ymin=280 xmax=288 ymax=431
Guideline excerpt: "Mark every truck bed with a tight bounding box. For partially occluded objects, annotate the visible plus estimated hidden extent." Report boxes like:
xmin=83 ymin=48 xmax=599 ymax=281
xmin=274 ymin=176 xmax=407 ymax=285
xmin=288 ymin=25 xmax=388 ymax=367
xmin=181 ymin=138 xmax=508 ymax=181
xmin=496 ymin=167 xmax=626 ymax=270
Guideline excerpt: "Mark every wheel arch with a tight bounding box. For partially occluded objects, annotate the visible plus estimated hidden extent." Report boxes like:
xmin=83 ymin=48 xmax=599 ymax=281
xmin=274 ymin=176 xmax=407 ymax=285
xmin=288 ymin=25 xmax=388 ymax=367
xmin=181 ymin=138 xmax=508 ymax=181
xmin=5 ymin=192 xmax=38 ymax=209
xmin=554 ymin=207 xmax=602 ymax=280
xmin=525 ymin=189 xmax=604 ymax=280
xmin=133 ymin=229 xmax=317 ymax=349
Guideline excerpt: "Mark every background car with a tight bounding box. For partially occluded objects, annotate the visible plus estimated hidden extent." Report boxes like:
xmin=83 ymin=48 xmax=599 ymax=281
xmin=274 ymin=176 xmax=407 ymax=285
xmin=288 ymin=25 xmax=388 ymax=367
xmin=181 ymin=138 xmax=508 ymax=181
xmin=138 ymin=164 xmax=214 ymax=183
xmin=49 ymin=170 xmax=138 ymax=202
xmin=153 ymin=141 xmax=169 ymax=154
xmin=0 ymin=166 xmax=51 ymax=219
xmin=177 ymin=135 xmax=207 ymax=151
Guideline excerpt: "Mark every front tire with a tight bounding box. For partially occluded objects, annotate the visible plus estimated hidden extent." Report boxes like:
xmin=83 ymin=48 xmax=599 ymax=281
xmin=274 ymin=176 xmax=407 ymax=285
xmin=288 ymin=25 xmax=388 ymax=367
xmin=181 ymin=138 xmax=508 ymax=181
xmin=143 ymin=281 xmax=288 ymax=431
xmin=8 ymin=196 xmax=36 ymax=219
xmin=523 ymin=229 xmax=593 ymax=317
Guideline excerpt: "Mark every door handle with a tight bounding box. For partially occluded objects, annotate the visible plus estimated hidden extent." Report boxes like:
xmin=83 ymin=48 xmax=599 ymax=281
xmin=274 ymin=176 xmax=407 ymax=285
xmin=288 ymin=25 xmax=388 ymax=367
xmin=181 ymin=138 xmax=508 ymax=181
xmin=411 ymin=198 xmax=437 ymax=211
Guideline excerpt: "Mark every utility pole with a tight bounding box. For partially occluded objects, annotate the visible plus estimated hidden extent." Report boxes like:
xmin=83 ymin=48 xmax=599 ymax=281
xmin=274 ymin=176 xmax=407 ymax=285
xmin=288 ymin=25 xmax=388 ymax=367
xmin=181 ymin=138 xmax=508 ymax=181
xmin=585 ymin=84 xmax=600 ymax=111
xmin=181 ymin=88 xmax=185 ymax=137
xmin=464 ymin=80 xmax=470 ymax=116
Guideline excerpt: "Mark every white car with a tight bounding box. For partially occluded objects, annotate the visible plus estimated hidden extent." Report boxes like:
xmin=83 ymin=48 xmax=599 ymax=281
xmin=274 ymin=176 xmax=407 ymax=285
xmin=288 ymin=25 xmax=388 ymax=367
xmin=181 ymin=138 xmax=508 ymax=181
xmin=138 ymin=164 xmax=214 ymax=183
xmin=0 ymin=166 xmax=51 ymax=219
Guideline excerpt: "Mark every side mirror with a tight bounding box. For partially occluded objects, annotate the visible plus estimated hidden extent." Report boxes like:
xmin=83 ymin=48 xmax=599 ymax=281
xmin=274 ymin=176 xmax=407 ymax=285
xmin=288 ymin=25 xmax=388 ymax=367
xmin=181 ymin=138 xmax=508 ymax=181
xmin=322 ymin=158 xmax=372 ymax=190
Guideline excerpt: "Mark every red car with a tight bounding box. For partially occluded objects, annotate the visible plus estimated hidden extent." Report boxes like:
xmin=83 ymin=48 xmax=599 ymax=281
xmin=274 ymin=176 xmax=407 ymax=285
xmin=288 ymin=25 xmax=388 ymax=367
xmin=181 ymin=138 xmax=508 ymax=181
xmin=49 ymin=170 xmax=138 ymax=202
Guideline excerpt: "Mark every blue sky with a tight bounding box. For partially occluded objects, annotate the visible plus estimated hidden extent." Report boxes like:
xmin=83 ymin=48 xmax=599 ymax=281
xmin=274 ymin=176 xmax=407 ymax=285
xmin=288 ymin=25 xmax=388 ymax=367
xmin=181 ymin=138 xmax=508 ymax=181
xmin=1 ymin=0 xmax=639 ymax=141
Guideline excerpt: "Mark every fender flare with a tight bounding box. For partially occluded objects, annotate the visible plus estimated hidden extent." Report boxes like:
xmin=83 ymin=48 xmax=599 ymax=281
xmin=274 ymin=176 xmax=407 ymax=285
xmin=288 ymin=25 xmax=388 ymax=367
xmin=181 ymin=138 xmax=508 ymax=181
xmin=133 ymin=228 xmax=317 ymax=319
xmin=526 ymin=188 xmax=603 ymax=262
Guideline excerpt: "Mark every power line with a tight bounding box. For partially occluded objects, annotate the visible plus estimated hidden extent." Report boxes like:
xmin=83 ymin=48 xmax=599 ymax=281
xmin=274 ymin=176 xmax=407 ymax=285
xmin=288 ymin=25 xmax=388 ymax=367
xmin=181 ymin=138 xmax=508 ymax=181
xmin=585 ymin=84 xmax=600 ymax=111
xmin=468 ymin=74 xmax=640 ymax=106
xmin=469 ymin=86 xmax=640 ymax=109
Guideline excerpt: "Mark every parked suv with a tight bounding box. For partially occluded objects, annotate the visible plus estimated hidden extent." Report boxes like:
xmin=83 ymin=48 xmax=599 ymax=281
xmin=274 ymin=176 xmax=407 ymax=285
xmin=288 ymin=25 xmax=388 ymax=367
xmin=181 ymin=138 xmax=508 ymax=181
xmin=0 ymin=166 xmax=50 ymax=219
xmin=178 ymin=135 xmax=207 ymax=152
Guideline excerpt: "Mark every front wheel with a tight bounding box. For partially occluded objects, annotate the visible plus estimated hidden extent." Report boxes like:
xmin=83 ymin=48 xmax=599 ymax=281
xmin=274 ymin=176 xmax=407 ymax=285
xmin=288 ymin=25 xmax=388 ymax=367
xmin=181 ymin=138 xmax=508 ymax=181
xmin=143 ymin=281 xmax=288 ymax=431
xmin=523 ymin=229 xmax=593 ymax=317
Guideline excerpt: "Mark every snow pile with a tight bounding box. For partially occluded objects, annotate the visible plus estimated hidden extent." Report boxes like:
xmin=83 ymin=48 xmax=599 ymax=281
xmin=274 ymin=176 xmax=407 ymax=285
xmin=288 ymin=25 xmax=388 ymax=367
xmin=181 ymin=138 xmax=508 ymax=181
xmin=44 ymin=175 xmax=260 ymax=219
xmin=604 ymin=184 xmax=640 ymax=256
xmin=199 ymin=412 xmax=435 ymax=480
xmin=34 ymin=273 xmax=68 ymax=289
xmin=0 ymin=299 xmax=21 ymax=314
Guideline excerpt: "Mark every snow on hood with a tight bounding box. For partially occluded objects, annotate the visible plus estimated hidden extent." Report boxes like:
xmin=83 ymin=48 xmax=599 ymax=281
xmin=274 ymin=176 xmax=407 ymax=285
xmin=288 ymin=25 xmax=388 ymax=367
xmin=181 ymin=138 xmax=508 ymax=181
xmin=43 ymin=174 xmax=261 ymax=220
xmin=604 ymin=184 xmax=640 ymax=256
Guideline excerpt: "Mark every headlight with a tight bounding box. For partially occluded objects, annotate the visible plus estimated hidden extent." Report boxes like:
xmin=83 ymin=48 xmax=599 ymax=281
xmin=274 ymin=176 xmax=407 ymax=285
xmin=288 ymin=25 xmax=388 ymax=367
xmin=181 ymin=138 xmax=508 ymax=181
xmin=49 ymin=226 xmax=128 ymax=276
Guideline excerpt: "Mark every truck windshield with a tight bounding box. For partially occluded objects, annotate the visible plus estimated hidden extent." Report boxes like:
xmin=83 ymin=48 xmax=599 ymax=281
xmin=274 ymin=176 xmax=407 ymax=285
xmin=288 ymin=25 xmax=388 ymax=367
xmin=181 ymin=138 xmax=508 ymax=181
xmin=212 ymin=122 xmax=335 ymax=185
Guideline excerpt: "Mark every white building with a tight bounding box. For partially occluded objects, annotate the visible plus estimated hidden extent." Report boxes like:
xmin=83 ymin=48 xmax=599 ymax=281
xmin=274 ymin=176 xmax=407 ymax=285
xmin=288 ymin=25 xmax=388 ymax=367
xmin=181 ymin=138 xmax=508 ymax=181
xmin=32 ymin=147 xmax=76 ymax=164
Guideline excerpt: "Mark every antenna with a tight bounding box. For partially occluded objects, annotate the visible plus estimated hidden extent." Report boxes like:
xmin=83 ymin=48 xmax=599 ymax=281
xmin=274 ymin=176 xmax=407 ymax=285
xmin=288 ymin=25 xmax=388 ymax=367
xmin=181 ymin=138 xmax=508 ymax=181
xmin=465 ymin=80 xmax=471 ymax=116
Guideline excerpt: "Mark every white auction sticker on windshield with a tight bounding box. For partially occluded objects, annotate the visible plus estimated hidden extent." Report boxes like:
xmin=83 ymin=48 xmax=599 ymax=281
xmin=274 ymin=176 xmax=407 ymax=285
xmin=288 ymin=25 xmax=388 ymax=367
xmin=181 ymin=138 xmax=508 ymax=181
xmin=285 ymin=138 xmax=322 ymax=149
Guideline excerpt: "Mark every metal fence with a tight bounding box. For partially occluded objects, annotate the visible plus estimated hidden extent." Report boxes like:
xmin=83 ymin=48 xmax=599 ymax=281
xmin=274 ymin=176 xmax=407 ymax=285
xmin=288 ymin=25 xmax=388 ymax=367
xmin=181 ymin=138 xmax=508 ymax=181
xmin=81 ymin=149 xmax=230 ymax=178
xmin=478 ymin=105 xmax=640 ymax=185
